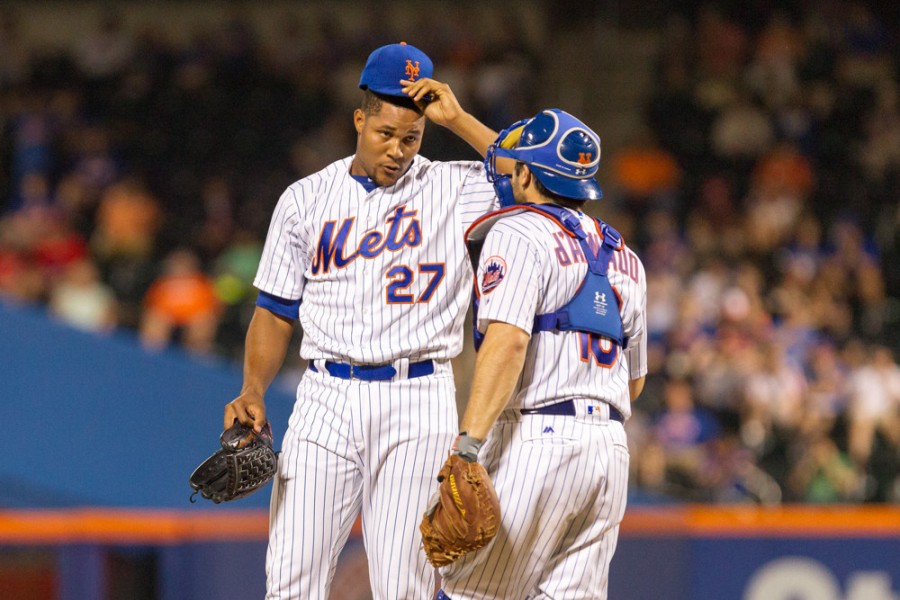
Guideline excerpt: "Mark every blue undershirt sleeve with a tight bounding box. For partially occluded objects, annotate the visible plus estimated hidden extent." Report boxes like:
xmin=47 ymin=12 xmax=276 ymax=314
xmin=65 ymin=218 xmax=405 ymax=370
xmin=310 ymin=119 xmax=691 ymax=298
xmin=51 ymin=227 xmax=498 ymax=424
xmin=255 ymin=290 xmax=300 ymax=320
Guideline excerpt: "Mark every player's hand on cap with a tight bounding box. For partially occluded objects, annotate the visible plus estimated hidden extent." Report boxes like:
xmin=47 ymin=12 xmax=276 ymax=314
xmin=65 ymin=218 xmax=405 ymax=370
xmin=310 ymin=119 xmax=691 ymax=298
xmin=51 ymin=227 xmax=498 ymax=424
xmin=401 ymin=78 xmax=463 ymax=128
xmin=225 ymin=391 xmax=267 ymax=433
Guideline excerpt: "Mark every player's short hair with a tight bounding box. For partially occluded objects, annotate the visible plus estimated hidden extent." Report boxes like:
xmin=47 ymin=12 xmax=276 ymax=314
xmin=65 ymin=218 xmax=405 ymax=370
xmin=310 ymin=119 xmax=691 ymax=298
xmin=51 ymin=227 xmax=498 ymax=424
xmin=361 ymin=90 xmax=423 ymax=116
xmin=517 ymin=162 xmax=587 ymax=209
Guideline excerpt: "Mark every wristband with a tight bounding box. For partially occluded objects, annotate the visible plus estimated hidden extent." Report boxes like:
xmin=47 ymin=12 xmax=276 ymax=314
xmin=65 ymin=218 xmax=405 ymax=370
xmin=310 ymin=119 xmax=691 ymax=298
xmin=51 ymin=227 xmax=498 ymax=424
xmin=452 ymin=432 xmax=483 ymax=462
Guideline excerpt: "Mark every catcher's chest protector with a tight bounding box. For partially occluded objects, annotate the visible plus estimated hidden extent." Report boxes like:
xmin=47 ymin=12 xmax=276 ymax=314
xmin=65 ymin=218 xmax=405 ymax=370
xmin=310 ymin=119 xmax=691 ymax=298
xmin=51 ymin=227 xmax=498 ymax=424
xmin=467 ymin=203 xmax=625 ymax=349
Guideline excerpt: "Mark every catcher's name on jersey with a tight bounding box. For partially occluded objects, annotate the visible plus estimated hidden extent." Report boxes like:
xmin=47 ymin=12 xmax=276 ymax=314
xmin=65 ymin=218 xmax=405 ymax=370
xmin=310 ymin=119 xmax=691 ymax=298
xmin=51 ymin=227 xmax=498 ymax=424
xmin=546 ymin=227 xmax=641 ymax=283
xmin=254 ymin=155 xmax=499 ymax=364
xmin=475 ymin=210 xmax=648 ymax=417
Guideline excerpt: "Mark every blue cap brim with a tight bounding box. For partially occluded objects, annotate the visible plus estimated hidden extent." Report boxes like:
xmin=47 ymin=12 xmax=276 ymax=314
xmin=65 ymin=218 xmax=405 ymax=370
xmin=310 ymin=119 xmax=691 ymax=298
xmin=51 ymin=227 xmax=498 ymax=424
xmin=532 ymin=167 xmax=603 ymax=200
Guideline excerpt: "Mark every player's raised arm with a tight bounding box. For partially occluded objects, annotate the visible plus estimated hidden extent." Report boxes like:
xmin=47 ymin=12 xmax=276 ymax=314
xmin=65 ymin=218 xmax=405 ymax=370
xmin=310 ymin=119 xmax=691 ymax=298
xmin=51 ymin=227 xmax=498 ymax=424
xmin=401 ymin=77 xmax=501 ymax=160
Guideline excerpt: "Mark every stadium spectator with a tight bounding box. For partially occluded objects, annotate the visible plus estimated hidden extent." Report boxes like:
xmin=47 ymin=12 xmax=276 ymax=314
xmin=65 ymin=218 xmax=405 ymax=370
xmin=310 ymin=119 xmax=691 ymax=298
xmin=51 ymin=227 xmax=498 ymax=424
xmin=644 ymin=376 xmax=722 ymax=499
xmin=787 ymin=431 xmax=866 ymax=503
xmin=845 ymin=345 xmax=900 ymax=467
xmin=139 ymin=248 xmax=221 ymax=354
xmin=48 ymin=257 xmax=118 ymax=333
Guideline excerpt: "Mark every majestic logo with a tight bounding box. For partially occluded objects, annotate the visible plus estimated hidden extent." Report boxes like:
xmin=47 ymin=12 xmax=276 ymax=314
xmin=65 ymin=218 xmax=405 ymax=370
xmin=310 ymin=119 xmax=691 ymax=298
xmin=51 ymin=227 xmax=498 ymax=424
xmin=405 ymin=60 xmax=420 ymax=81
xmin=542 ymin=426 xmax=555 ymax=434
xmin=577 ymin=152 xmax=593 ymax=165
xmin=593 ymin=291 xmax=608 ymax=316
xmin=481 ymin=257 xmax=507 ymax=294
xmin=311 ymin=205 xmax=422 ymax=275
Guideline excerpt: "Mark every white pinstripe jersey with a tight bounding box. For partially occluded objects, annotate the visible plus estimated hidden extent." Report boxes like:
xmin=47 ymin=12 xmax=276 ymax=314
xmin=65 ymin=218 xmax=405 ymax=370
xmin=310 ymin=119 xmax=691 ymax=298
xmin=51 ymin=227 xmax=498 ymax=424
xmin=473 ymin=207 xmax=647 ymax=417
xmin=254 ymin=155 xmax=499 ymax=363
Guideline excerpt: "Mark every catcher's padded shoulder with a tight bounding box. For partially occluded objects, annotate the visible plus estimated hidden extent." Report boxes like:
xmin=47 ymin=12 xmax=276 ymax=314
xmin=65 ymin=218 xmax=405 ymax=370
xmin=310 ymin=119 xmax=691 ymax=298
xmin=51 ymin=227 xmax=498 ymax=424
xmin=420 ymin=454 xmax=501 ymax=567
xmin=189 ymin=421 xmax=278 ymax=504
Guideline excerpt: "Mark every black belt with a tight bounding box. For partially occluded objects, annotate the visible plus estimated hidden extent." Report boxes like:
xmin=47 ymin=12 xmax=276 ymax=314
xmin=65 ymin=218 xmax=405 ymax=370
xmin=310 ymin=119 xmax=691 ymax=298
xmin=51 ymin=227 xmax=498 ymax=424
xmin=308 ymin=359 xmax=434 ymax=381
xmin=520 ymin=400 xmax=624 ymax=423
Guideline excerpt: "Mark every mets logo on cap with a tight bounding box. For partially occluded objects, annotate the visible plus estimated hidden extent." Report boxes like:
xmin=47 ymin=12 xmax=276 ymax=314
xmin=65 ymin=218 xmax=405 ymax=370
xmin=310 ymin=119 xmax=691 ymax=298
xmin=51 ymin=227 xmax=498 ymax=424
xmin=481 ymin=257 xmax=507 ymax=294
xmin=405 ymin=59 xmax=420 ymax=81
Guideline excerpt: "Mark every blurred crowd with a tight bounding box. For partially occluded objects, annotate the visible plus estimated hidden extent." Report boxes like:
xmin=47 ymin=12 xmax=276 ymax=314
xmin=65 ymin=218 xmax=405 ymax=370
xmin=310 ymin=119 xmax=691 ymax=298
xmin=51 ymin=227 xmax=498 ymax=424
xmin=1 ymin=2 xmax=898 ymax=505
xmin=612 ymin=2 xmax=900 ymax=505
xmin=0 ymin=4 xmax=541 ymax=353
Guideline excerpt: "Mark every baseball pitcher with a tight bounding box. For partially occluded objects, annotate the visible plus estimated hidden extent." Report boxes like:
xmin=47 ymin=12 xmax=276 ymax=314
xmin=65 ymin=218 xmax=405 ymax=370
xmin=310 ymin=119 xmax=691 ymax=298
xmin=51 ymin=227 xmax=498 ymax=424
xmin=223 ymin=43 xmax=506 ymax=599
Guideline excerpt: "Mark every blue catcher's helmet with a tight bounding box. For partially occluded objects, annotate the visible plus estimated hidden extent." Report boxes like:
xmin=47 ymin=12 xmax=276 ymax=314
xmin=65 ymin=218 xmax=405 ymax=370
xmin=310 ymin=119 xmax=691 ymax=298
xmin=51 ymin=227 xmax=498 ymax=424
xmin=485 ymin=109 xmax=603 ymax=206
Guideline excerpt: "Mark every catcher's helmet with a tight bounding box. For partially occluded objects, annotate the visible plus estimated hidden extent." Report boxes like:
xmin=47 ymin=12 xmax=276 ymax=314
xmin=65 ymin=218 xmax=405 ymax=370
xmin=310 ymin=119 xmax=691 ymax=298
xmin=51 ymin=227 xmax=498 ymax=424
xmin=486 ymin=109 xmax=603 ymax=205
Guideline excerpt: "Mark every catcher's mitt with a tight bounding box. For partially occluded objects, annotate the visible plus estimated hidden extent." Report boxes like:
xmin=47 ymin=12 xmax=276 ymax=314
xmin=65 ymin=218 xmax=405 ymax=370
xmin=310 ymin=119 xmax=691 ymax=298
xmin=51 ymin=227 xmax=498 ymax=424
xmin=189 ymin=420 xmax=277 ymax=504
xmin=420 ymin=454 xmax=501 ymax=567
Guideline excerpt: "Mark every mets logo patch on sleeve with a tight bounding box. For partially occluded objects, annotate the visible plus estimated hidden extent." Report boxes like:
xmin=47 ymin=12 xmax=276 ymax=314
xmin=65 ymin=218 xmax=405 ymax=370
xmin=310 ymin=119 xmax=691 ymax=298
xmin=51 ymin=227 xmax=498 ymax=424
xmin=481 ymin=256 xmax=507 ymax=294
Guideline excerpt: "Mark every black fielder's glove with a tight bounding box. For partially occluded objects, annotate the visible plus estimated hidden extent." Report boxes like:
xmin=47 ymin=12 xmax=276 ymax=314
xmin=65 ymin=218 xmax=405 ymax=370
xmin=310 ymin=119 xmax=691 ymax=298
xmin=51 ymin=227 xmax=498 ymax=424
xmin=190 ymin=420 xmax=277 ymax=504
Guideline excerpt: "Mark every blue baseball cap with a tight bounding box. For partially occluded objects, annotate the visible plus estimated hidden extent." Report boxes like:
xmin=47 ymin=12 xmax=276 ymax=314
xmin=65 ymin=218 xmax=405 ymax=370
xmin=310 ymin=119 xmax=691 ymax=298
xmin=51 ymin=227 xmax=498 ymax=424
xmin=359 ymin=42 xmax=433 ymax=97
xmin=494 ymin=109 xmax=603 ymax=200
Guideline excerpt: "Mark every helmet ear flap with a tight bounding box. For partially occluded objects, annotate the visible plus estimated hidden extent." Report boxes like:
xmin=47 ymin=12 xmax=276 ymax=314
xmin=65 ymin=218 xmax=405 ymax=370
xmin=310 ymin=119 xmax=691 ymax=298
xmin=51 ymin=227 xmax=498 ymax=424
xmin=493 ymin=174 xmax=516 ymax=207
xmin=485 ymin=117 xmax=532 ymax=207
xmin=485 ymin=142 xmax=517 ymax=207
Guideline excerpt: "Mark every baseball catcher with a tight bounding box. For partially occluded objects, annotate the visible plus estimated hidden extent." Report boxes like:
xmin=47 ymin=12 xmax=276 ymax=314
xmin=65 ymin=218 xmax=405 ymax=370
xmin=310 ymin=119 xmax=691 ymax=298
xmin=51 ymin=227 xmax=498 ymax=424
xmin=420 ymin=435 xmax=501 ymax=567
xmin=189 ymin=420 xmax=277 ymax=504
